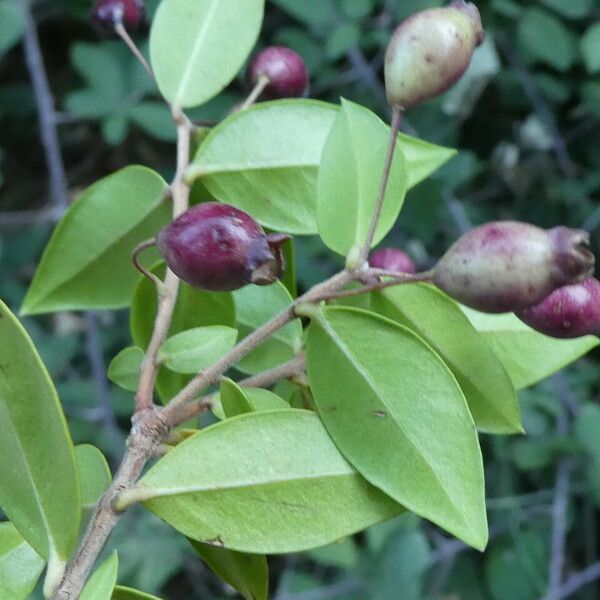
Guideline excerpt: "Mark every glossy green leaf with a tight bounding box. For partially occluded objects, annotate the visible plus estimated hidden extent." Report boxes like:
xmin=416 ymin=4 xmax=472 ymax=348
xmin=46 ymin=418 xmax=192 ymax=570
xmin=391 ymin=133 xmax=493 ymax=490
xmin=158 ymin=326 xmax=237 ymax=374
xmin=0 ymin=522 xmax=45 ymax=600
xmin=317 ymin=99 xmax=408 ymax=255
xmin=190 ymin=100 xmax=338 ymax=234
xmin=22 ymin=166 xmax=168 ymax=314
xmin=130 ymin=261 xmax=235 ymax=402
xmin=371 ymin=284 xmax=521 ymax=434
xmin=81 ymin=551 xmax=119 ymax=600
xmin=461 ymin=307 xmax=599 ymax=389
xmin=112 ymin=586 xmax=162 ymax=600
xmin=190 ymin=540 xmax=268 ymax=600
xmin=212 ymin=386 xmax=290 ymax=420
xmin=219 ymin=378 xmax=254 ymax=418
xmin=126 ymin=410 xmax=403 ymax=552
xmin=0 ymin=0 xmax=25 ymax=54
xmin=233 ymin=281 xmax=302 ymax=374
xmin=76 ymin=444 xmax=111 ymax=511
xmin=0 ymin=300 xmax=81 ymax=565
xmin=304 ymin=306 xmax=487 ymax=550
xmin=150 ymin=0 xmax=264 ymax=108
xmin=108 ymin=347 xmax=145 ymax=392
xmin=398 ymin=133 xmax=456 ymax=189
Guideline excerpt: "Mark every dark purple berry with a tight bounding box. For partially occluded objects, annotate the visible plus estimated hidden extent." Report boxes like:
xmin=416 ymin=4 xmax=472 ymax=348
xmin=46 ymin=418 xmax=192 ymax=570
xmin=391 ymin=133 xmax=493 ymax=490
xmin=248 ymin=46 xmax=309 ymax=100
xmin=91 ymin=0 xmax=145 ymax=34
xmin=156 ymin=203 xmax=290 ymax=292
xmin=432 ymin=221 xmax=595 ymax=313
xmin=385 ymin=0 xmax=484 ymax=110
xmin=516 ymin=278 xmax=600 ymax=339
xmin=369 ymin=248 xmax=416 ymax=274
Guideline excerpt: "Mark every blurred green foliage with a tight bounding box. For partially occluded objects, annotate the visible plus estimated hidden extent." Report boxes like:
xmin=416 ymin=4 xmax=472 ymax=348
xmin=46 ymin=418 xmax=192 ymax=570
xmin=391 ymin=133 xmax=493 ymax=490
xmin=2 ymin=0 xmax=600 ymax=598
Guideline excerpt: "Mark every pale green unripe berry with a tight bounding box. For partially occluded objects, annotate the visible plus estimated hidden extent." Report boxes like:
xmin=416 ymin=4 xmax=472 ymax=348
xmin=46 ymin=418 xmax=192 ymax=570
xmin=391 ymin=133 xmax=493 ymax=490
xmin=384 ymin=1 xmax=484 ymax=110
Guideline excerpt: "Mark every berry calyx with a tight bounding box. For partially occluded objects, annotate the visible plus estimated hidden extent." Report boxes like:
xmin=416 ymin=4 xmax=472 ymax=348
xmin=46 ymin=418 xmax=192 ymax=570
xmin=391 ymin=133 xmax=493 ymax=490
xmin=432 ymin=221 xmax=595 ymax=313
xmin=155 ymin=203 xmax=289 ymax=292
xmin=369 ymin=248 xmax=416 ymax=274
xmin=248 ymin=46 xmax=309 ymax=100
xmin=91 ymin=0 xmax=145 ymax=34
xmin=384 ymin=1 xmax=484 ymax=110
xmin=516 ymin=278 xmax=600 ymax=339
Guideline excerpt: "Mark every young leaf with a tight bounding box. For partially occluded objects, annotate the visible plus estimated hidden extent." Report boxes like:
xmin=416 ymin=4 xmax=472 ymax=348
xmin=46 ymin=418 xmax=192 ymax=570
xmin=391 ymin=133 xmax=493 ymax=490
xmin=317 ymin=99 xmax=408 ymax=255
xmin=190 ymin=540 xmax=268 ymax=600
xmin=461 ymin=307 xmax=599 ymax=389
xmin=219 ymin=378 xmax=254 ymax=418
xmin=21 ymin=166 xmax=169 ymax=315
xmin=212 ymin=386 xmax=290 ymax=420
xmin=81 ymin=551 xmax=119 ymax=600
xmin=371 ymin=284 xmax=521 ymax=434
xmin=108 ymin=347 xmax=145 ymax=392
xmin=398 ymin=133 xmax=456 ymax=188
xmin=112 ymin=587 xmax=162 ymax=600
xmin=130 ymin=261 xmax=235 ymax=402
xmin=158 ymin=326 xmax=238 ymax=374
xmin=0 ymin=522 xmax=45 ymax=600
xmin=0 ymin=300 xmax=81 ymax=564
xmin=150 ymin=0 xmax=265 ymax=108
xmin=189 ymin=100 xmax=338 ymax=234
xmin=76 ymin=444 xmax=111 ymax=511
xmin=0 ymin=0 xmax=25 ymax=55
xmin=233 ymin=281 xmax=303 ymax=374
xmin=124 ymin=410 xmax=403 ymax=552
xmin=304 ymin=306 xmax=488 ymax=550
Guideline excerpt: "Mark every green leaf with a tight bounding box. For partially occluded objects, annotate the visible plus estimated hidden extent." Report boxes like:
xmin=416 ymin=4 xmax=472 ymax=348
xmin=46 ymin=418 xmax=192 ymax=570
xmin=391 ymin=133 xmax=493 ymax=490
xmin=398 ymin=133 xmax=456 ymax=189
xmin=317 ymin=99 xmax=408 ymax=255
xmin=0 ymin=0 xmax=25 ymax=54
xmin=540 ymin=0 xmax=595 ymax=19
xmin=461 ymin=307 xmax=599 ymax=389
xmin=0 ymin=300 xmax=81 ymax=564
xmin=0 ymin=522 xmax=45 ymax=600
xmin=22 ymin=166 xmax=169 ymax=315
xmin=76 ymin=444 xmax=111 ymax=511
xmin=190 ymin=100 xmax=338 ymax=235
xmin=150 ymin=0 xmax=264 ymax=108
xmin=108 ymin=347 xmax=145 ymax=392
xmin=130 ymin=261 xmax=235 ymax=402
xmin=270 ymin=0 xmax=335 ymax=24
xmin=371 ymin=284 xmax=521 ymax=434
xmin=81 ymin=551 xmax=119 ymax=600
xmin=126 ymin=410 xmax=403 ymax=552
xmin=158 ymin=326 xmax=237 ymax=374
xmin=212 ymin=386 xmax=290 ymax=420
xmin=582 ymin=22 xmax=600 ymax=73
xmin=326 ymin=23 xmax=361 ymax=60
xmin=130 ymin=102 xmax=177 ymax=142
xmin=233 ymin=281 xmax=303 ymax=374
xmin=219 ymin=378 xmax=254 ymax=418
xmin=518 ymin=8 xmax=578 ymax=71
xmin=112 ymin=586 xmax=162 ymax=600
xmin=575 ymin=403 xmax=600 ymax=463
xmin=304 ymin=306 xmax=487 ymax=550
xmin=190 ymin=540 xmax=268 ymax=600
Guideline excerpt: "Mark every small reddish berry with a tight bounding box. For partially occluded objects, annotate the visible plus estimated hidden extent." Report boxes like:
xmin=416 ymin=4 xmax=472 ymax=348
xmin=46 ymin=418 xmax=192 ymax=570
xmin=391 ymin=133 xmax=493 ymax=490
xmin=384 ymin=0 xmax=484 ymax=110
xmin=248 ymin=46 xmax=309 ymax=99
xmin=156 ymin=203 xmax=290 ymax=292
xmin=516 ymin=278 xmax=600 ymax=339
xmin=91 ymin=0 xmax=145 ymax=34
xmin=369 ymin=248 xmax=416 ymax=274
xmin=432 ymin=221 xmax=595 ymax=313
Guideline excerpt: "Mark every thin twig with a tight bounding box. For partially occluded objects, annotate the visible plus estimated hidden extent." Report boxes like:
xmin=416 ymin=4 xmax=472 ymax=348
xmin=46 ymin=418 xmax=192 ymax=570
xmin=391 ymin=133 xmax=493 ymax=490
xmin=115 ymin=23 xmax=153 ymax=78
xmin=239 ymin=74 xmax=270 ymax=110
xmin=551 ymin=562 xmax=600 ymax=600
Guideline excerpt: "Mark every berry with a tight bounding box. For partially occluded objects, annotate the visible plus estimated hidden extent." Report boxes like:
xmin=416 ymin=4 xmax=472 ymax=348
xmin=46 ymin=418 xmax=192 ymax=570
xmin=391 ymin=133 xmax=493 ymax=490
xmin=384 ymin=0 xmax=484 ymax=110
xmin=369 ymin=248 xmax=416 ymax=274
xmin=156 ymin=203 xmax=289 ymax=292
xmin=248 ymin=46 xmax=309 ymax=99
xmin=516 ymin=278 xmax=600 ymax=339
xmin=432 ymin=221 xmax=595 ymax=313
xmin=91 ymin=0 xmax=145 ymax=34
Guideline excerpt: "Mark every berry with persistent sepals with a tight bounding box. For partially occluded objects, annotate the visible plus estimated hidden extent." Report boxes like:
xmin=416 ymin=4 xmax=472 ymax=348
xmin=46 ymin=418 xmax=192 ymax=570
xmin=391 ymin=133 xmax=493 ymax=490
xmin=516 ymin=278 xmax=600 ymax=339
xmin=156 ymin=203 xmax=289 ymax=292
xmin=369 ymin=248 xmax=416 ymax=274
xmin=91 ymin=0 xmax=145 ymax=34
xmin=248 ymin=46 xmax=309 ymax=99
xmin=432 ymin=221 xmax=595 ymax=313
xmin=384 ymin=0 xmax=484 ymax=110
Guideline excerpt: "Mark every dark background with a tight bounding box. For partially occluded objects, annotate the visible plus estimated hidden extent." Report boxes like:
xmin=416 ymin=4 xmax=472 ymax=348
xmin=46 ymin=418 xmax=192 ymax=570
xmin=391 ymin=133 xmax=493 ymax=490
xmin=2 ymin=0 xmax=600 ymax=598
